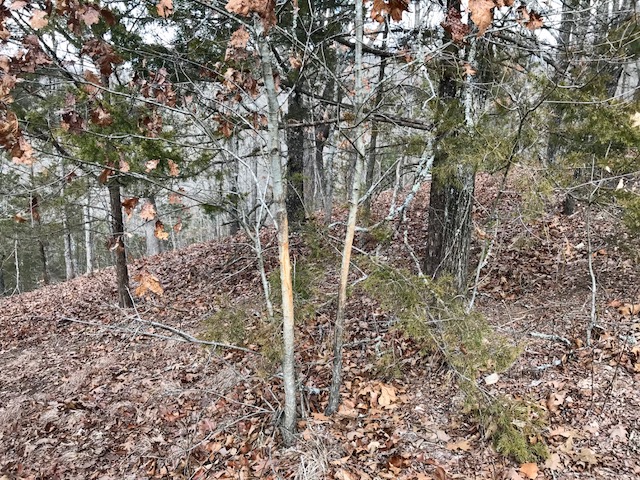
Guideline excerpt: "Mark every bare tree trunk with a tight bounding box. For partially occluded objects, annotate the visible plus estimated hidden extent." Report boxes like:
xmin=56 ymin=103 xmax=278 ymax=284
xmin=30 ymin=193 xmax=50 ymax=286
xmin=108 ymin=181 xmax=133 ymax=308
xmin=257 ymin=25 xmax=297 ymax=445
xmin=62 ymin=212 xmax=75 ymax=280
xmin=546 ymin=0 xmax=578 ymax=167
xmin=286 ymin=89 xmax=306 ymax=227
xmin=83 ymin=190 xmax=95 ymax=275
xmin=424 ymin=0 xmax=474 ymax=295
xmin=13 ymin=238 xmax=20 ymax=294
xmin=326 ymin=0 xmax=366 ymax=415
xmin=59 ymin=162 xmax=76 ymax=281
xmin=362 ymin=23 xmax=388 ymax=220
xmin=424 ymin=162 xmax=474 ymax=293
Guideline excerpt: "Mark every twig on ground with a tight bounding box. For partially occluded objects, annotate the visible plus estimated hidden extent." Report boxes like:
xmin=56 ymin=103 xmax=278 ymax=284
xmin=532 ymin=358 xmax=562 ymax=372
xmin=60 ymin=316 xmax=260 ymax=354
xmin=529 ymin=331 xmax=572 ymax=346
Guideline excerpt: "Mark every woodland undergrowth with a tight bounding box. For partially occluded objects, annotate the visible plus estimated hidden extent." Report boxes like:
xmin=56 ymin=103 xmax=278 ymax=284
xmin=359 ymin=260 xmax=548 ymax=463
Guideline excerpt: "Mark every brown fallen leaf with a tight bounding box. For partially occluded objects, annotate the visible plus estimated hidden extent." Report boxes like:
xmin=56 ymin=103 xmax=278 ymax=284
xmin=446 ymin=439 xmax=471 ymax=451
xmin=544 ymin=453 xmax=562 ymax=471
xmin=618 ymin=303 xmax=640 ymax=316
xmin=519 ymin=462 xmax=538 ymax=479
xmin=434 ymin=465 xmax=447 ymax=480
xmin=378 ymin=383 xmax=397 ymax=407
xmin=609 ymin=424 xmax=627 ymax=443
xmin=547 ymin=391 xmax=565 ymax=413
xmin=574 ymin=447 xmax=598 ymax=466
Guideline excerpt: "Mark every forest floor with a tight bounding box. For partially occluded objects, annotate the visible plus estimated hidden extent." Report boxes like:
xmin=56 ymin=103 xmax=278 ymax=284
xmin=1 ymin=171 xmax=640 ymax=480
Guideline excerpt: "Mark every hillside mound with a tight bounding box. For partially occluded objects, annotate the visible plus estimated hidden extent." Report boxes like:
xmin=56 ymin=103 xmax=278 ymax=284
xmin=1 ymin=173 xmax=639 ymax=479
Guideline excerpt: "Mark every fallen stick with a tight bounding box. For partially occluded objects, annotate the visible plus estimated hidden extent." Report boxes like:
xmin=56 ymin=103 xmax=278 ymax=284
xmin=60 ymin=316 xmax=260 ymax=355
xmin=529 ymin=331 xmax=572 ymax=346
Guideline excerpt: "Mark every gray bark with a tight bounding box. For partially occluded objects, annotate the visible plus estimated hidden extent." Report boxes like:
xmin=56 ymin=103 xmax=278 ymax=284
xmin=83 ymin=192 xmax=95 ymax=274
xmin=144 ymin=196 xmax=162 ymax=257
xmin=257 ymin=24 xmax=297 ymax=446
xmin=108 ymin=181 xmax=133 ymax=308
xmin=326 ymin=0 xmax=366 ymax=415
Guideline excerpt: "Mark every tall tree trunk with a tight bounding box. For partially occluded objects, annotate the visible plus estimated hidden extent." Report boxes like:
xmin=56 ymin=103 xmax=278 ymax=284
xmin=362 ymin=23 xmax=388 ymax=220
xmin=30 ymin=193 xmax=50 ymax=286
xmin=38 ymin=239 xmax=50 ymax=286
xmin=108 ymin=181 xmax=133 ymax=308
xmin=0 ymin=260 xmax=5 ymax=295
xmin=62 ymin=212 xmax=75 ymax=280
xmin=546 ymin=0 xmax=578 ymax=166
xmin=257 ymin=25 xmax=297 ymax=446
xmin=144 ymin=196 xmax=162 ymax=256
xmin=84 ymin=190 xmax=95 ymax=274
xmin=424 ymin=162 xmax=474 ymax=293
xmin=286 ymin=90 xmax=306 ymax=227
xmin=60 ymin=162 xmax=76 ymax=280
xmin=424 ymin=0 xmax=475 ymax=294
xmin=228 ymin=135 xmax=241 ymax=235
xmin=326 ymin=0 xmax=366 ymax=415
xmin=13 ymin=238 xmax=20 ymax=294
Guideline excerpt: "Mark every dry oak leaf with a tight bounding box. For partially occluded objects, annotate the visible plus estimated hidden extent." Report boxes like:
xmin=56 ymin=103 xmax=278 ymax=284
xmin=519 ymin=462 xmax=538 ymax=479
xmin=30 ymin=10 xmax=48 ymax=30
xmin=145 ymin=159 xmax=160 ymax=172
xmin=12 ymin=136 xmax=35 ymax=165
xmin=225 ymin=0 xmax=276 ymax=31
xmin=446 ymin=438 xmax=471 ymax=451
xmin=229 ymin=26 xmax=250 ymax=49
xmin=122 ymin=197 xmax=139 ymax=218
xmin=168 ymin=159 xmax=180 ymax=177
xmin=517 ymin=6 xmax=544 ymax=31
xmin=434 ymin=465 xmax=447 ymax=480
xmin=371 ymin=0 xmax=410 ymax=23
xmin=289 ymin=54 xmax=302 ymax=70
xmin=157 ymin=0 xmax=173 ymax=18
xmin=378 ymin=383 xmax=397 ymax=407
xmin=90 ymin=105 xmax=113 ymax=126
xmin=119 ymin=157 xmax=130 ymax=173
xmin=173 ymin=218 xmax=182 ymax=232
xmin=134 ymin=271 xmax=164 ymax=297
xmin=546 ymin=391 xmax=565 ymax=413
xmin=140 ymin=202 xmax=157 ymax=221
xmin=98 ymin=166 xmax=113 ymax=184
xmin=10 ymin=1 xmax=28 ymax=10
xmin=619 ymin=303 xmax=640 ymax=316
xmin=83 ymin=70 xmax=101 ymax=94
xmin=0 ymin=111 xmax=19 ymax=139
xmin=468 ymin=0 xmax=495 ymax=36
xmin=464 ymin=62 xmax=477 ymax=76
xmin=154 ymin=220 xmax=169 ymax=240
xmin=335 ymin=469 xmax=357 ymax=480
xmin=81 ymin=5 xmax=101 ymax=26
xmin=505 ymin=468 xmax=524 ymax=480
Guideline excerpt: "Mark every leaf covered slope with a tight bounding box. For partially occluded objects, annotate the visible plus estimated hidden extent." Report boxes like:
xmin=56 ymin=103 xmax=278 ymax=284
xmin=1 ymin=172 xmax=640 ymax=479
